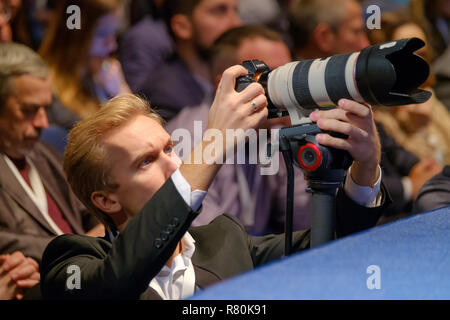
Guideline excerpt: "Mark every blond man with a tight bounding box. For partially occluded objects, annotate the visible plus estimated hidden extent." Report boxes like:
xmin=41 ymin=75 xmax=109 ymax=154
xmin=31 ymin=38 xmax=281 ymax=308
xmin=40 ymin=66 xmax=389 ymax=299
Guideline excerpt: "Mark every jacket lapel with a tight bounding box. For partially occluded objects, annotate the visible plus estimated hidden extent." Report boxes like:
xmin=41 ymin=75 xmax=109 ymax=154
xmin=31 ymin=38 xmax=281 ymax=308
xmin=139 ymin=287 xmax=163 ymax=300
xmin=193 ymin=264 xmax=221 ymax=289
xmin=29 ymin=152 xmax=84 ymax=235
xmin=0 ymin=155 xmax=57 ymax=235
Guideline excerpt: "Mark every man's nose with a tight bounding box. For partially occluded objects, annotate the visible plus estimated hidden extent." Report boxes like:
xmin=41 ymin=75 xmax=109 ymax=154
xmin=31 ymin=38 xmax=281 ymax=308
xmin=161 ymin=152 xmax=179 ymax=179
xmin=32 ymin=107 xmax=49 ymax=129
xmin=229 ymin=10 xmax=242 ymax=28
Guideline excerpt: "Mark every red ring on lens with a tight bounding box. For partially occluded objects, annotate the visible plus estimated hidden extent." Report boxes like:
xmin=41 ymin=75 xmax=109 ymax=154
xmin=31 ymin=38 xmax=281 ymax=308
xmin=298 ymin=143 xmax=322 ymax=171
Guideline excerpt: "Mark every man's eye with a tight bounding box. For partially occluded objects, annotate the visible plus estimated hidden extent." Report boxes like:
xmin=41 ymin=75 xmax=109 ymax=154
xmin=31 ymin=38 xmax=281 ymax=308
xmin=165 ymin=146 xmax=173 ymax=154
xmin=210 ymin=5 xmax=227 ymax=15
xmin=141 ymin=158 xmax=152 ymax=167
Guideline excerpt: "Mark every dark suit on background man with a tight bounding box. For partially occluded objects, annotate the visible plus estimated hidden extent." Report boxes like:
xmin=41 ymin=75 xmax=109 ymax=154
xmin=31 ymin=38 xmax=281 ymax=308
xmin=0 ymin=142 xmax=99 ymax=263
xmin=413 ymin=165 xmax=450 ymax=214
xmin=137 ymin=55 xmax=209 ymax=122
xmin=40 ymin=177 xmax=390 ymax=300
xmin=377 ymin=124 xmax=420 ymax=216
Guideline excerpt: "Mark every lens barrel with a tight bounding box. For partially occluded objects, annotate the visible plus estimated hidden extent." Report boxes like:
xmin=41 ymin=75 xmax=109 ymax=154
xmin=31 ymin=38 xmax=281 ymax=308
xmin=267 ymin=38 xmax=431 ymax=114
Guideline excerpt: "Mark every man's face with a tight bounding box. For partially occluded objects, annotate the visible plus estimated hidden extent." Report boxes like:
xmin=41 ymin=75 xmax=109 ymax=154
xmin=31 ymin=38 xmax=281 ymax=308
xmin=102 ymin=115 xmax=181 ymax=216
xmin=0 ymin=75 xmax=51 ymax=158
xmin=331 ymin=0 xmax=369 ymax=54
xmin=191 ymin=0 xmax=242 ymax=50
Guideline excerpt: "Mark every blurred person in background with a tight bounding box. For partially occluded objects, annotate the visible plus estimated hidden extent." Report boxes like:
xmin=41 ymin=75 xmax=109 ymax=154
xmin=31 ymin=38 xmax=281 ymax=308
xmin=410 ymin=0 xmax=450 ymax=110
xmin=9 ymin=0 xmax=55 ymax=50
xmin=120 ymin=0 xmax=174 ymax=91
xmin=39 ymin=0 xmax=130 ymax=120
xmin=0 ymin=42 xmax=104 ymax=299
xmin=288 ymin=0 xmax=370 ymax=60
xmin=410 ymin=0 xmax=449 ymax=61
xmin=137 ymin=0 xmax=242 ymax=121
xmin=0 ymin=0 xmax=13 ymax=42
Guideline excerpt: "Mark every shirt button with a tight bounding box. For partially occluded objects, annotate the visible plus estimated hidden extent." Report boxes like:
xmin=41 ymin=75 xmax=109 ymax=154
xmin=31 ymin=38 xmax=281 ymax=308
xmin=161 ymin=232 xmax=169 ymax=241
xmin=170 ymin=217 xmax=180 ymax=227
xmin=154 ymin=238 xmax=163 ymax=249
xmin=164 ymin=226 xmax=174 ymax=234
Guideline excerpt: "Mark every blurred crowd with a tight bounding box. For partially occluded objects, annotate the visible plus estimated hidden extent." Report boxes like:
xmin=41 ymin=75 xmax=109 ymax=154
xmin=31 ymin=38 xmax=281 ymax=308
xmin=0 ymin=0 xmax=449 ymax=299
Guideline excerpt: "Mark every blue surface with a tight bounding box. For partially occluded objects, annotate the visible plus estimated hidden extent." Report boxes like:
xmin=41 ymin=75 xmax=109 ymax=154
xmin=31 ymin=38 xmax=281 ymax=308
xmin=192 ymin=206 xmax=450 ymax=300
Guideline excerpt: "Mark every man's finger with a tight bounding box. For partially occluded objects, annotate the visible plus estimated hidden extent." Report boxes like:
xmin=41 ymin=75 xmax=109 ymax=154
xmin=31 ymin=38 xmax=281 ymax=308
xmin=316 ymin=118 xmax=368 ymax=141
xmin=16 ymin=279 xmax=40 ymax=289
xmin=316 ymin=133 xmax=352 ymax=151
xmin=238 ymin=82 xmax=265 ymax=104
xmin=1 ymin=251 xmax=26 ymax=271
xmin=338 ymin=99 xmax=371 ymax=118
xmin=247 ymin=104 xmax=269 ymax=127
xmin=310 ymin=108 xmax=350 ymax=122
xmin=246 ymin=93 xmax=267 ymax=114
xmin=10 ymin=264 xmax=38 ymax=281
xmin=26 ymin=258 xmax=39 ymax=270
xmin=218 ymin=65 xmax=248 ymax=93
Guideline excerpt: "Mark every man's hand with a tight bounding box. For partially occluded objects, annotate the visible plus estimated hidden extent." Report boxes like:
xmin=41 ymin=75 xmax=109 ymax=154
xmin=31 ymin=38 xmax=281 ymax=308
xmin=0 ymin=251 xmax=40 ymax=300
xmin=208 ymin=65 xmax=268 ymax=135
xmin=310 ymin=99 xmax=381 ymax=187
xmin=181 ymin=65 xmax=268 ymax=191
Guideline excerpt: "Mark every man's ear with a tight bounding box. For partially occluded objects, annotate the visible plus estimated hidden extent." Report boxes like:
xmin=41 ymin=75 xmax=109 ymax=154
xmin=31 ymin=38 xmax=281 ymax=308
xmin=312 ymin=23 xmax=336 ymax=53
xmin=91 ymin=191 xmax=122 ymax=214
xmin=170 ymin=14 xmax=193 ymax=40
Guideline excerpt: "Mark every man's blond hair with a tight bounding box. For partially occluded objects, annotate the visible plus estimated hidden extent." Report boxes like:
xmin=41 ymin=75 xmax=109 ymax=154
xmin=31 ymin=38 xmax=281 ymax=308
xmin=63 ymin=94 xmax=163 ymax=230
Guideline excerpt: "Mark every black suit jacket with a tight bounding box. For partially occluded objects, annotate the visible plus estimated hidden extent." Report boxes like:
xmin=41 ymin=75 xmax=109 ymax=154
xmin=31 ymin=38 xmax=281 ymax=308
xmin=40 ymin=178 xmax=390 ymax=300
xmin=413 ymin=165 xmax=450 ymax=214
xmin=377 ymin=123 xmax=420 ymax=216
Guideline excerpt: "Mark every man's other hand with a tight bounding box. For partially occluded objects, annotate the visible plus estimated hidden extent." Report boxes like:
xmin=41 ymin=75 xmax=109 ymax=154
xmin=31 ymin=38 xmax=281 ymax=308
xmin=310 ymin=99 xmax=381 ymax=187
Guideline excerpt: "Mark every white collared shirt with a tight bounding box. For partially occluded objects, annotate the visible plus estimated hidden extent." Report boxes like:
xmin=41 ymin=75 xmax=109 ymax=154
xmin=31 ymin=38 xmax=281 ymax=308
xmin=148 ymin=232 xmax=196 ymax=300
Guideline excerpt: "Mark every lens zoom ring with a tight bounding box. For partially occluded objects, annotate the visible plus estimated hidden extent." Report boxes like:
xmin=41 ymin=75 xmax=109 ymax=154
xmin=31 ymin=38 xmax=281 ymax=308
xmin=292 ymin=60 xmax=320 ymax=109
xmin=325 ymin=54 xmax=353 ymax=105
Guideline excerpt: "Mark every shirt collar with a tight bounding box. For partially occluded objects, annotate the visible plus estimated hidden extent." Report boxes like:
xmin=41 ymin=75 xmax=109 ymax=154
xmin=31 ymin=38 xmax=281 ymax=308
xmin=180 ymin=231 xmax=195 ymax=260
xmin=155 ymin=232 xmax=196 ymax=277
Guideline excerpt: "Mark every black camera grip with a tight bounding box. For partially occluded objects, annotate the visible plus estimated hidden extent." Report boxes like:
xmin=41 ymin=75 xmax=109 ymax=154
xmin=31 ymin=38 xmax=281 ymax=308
xmin=235 ymin=75 xmax=254 ymax=92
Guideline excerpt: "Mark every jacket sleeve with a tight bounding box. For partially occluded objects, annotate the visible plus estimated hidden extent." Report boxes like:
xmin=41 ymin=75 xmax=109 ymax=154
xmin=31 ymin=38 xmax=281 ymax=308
xmin=40 ymin=178 xmax=200 ymax=300
xmin=247 ymin=182 xmax=392 ymax=266
xmin=335 ymin=182 xmax=392 ymax=237
xmin=0 ymin=230 xmax=53 ymax=263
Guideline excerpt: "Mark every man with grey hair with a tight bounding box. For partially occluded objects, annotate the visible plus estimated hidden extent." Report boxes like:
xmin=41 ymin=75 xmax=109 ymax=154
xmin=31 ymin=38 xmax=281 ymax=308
xmin=0 ymin=42 xmax=104 ymax=298
xmin=288 ymin=0 xmax=370 ymax=59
